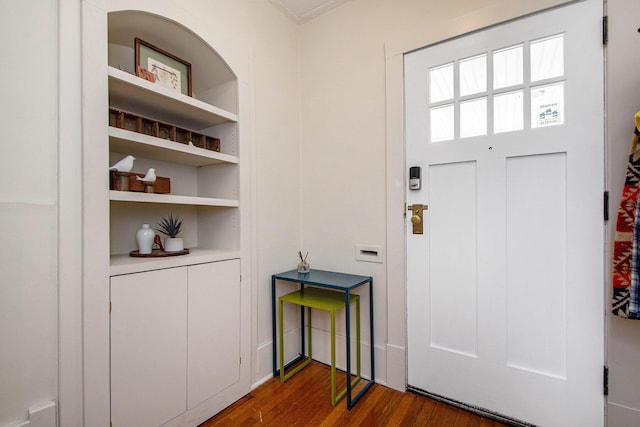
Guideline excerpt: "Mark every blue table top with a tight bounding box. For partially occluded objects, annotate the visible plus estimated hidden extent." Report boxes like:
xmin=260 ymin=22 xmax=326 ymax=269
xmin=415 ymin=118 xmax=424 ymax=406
xmin=272 ymin=269 xmax=372 ymax=291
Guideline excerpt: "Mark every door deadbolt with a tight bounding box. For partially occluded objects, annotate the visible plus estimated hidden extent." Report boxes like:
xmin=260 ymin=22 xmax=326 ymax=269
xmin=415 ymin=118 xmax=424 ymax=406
xmin=407 ymin=204 xmax=428 ymax=234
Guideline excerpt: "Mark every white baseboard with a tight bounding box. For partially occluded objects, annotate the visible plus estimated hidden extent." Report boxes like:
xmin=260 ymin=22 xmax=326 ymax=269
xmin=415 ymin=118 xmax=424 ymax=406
xmin=4 ymin=401 xmax=56 ymax=427
xmin=252 ymin=373 xmax=273 ymax=390
xmin=608 ymin=401 xmax=640 ymax=427
xmin=374 ymin=344 xmax=387 ymax=387
xmin=386 ymin=343 xmax=406 ymax=391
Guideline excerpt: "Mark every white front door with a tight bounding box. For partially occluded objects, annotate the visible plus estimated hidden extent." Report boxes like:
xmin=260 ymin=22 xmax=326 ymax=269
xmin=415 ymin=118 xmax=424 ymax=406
xmin=405 ymin=1 xmax=604 ymax=425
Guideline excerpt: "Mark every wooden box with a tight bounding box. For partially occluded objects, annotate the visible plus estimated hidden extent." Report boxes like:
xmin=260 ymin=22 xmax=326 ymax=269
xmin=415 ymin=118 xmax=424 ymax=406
xmin=140 ymin=118 xmax=157 ymax=137
xmin=193 ymin=134 xmax=221 ymax=152
xmin=156 ymin=123 xmax=174 ymax=141
xmin=110 ymin=171 xmax=171 ymax=194
xmin=175 ymin=128 xmax=192 ymax=144
xmin=109 ymin=108 xmax=221 ymax=152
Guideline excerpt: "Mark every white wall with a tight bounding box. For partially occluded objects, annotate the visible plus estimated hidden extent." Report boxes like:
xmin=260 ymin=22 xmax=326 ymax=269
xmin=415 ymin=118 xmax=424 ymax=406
xmin=138 ymin=0 xmax=304 ymax=389
xmin=5 ymin=0 xmax=640 ymax=425
xmin=0 ymin=1 xmax=59 ymax=426
xmin=606 ymin=0 xmax=640 ymax=425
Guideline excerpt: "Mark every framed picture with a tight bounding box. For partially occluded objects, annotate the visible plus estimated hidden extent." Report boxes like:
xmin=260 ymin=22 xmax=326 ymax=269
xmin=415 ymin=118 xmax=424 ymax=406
xmin=135 ymin=38 xmax=192 ymax=96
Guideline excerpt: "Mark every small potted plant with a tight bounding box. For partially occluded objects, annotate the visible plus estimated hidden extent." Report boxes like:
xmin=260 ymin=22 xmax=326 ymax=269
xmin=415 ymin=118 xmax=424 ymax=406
xmin=157 ymin=213 xmax=184 ymax=252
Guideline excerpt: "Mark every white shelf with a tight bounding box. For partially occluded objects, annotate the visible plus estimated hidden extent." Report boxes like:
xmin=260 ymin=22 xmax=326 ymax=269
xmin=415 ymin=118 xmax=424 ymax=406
xmin=110 ymin=248 xmax=241 ymax=276
xmin=109 ymin=191 xmax=239 ymax=207
xmin=108 ymin=67 xmax=237 ymax=130
xmin=109 ymin=127 xmax=239 ymax=167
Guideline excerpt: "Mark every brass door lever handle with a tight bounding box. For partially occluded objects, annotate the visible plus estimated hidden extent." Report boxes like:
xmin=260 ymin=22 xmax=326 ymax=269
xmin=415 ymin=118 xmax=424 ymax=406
xmin=407 ymin=204 xmax=428 ymax=234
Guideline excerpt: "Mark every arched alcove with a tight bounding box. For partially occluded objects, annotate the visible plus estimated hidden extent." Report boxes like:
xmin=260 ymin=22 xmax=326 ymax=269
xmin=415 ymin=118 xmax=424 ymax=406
xmin=108 ymin=10 xmax=238 ymax=114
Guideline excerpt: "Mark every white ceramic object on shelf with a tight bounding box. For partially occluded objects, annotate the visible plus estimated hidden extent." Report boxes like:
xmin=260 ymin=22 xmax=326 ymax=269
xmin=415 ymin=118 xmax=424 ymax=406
xmin=109 ymin=154 xmax=136 ymax=172
xmin=164 ymin=237 xmax=184 ymax=252
xmin=136 ymin=224 xmax=155 ymax=254
xmin=136 ymin=167 xmax=156 ymax=182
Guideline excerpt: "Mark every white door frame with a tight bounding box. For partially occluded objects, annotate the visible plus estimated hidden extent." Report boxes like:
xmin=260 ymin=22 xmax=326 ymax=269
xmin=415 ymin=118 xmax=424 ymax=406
xmin=383 ymin=0 xmax=594 ymax=392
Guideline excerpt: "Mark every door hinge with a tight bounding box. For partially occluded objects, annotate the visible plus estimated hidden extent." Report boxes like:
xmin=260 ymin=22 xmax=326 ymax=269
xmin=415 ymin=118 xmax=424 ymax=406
xmin=604 ymin=191 xmax=609 ymax=221
xmin=603 ymin=16 xmax=608 ymax=45
xmin=109 ymin=301 xmax=112 ymax=313
xmin=603 ymin=365 xmax=609 ymax=396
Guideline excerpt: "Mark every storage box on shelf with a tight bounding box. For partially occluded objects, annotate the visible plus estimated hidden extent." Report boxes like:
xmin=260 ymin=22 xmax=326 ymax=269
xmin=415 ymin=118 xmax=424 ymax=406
xmin=109 ymin=108 xmax=221 ymax=152
xmin=110 ymin=171 xmax=171 ymax=193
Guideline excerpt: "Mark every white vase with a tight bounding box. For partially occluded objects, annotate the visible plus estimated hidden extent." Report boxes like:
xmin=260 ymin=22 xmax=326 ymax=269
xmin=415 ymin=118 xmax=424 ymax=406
xmin=136 ymin=224 xmax=155 ymax=254
xmin=164 ymin=237 xmax=184 ymax=252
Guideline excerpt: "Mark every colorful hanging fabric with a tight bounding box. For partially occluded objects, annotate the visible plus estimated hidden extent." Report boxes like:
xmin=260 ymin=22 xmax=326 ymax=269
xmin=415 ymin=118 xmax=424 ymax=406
xmin=631 ymin=197 xmax=640 ymax=317
xmin=612 ymin=112 xmax=640 ymax=319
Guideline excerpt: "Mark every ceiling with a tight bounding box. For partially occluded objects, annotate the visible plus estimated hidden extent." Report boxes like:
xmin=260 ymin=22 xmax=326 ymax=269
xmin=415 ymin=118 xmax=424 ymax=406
xmin=269 ymin=0 xmax=349 ymax=23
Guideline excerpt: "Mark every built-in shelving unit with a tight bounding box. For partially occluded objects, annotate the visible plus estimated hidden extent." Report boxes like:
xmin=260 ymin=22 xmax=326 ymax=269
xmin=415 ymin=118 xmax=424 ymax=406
xmin=108 ymin=66 xmax=237 ymax=129
xmin=109 ymin=127 xmax=239 ymax=167
xmin=109 ymin=248 xmax=241 ymax=276
xmin=107 ymin=13 xmax=241 ymax=270
xmin=99 ymin=10 xmax=249 ymax=427
xmin=109 ymin=191 xmax=239 ymax=207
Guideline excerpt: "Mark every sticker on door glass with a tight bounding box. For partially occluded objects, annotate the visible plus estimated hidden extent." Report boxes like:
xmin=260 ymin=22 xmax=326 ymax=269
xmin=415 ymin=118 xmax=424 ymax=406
xmin=531 ymin=83 xmax=564 ymax=128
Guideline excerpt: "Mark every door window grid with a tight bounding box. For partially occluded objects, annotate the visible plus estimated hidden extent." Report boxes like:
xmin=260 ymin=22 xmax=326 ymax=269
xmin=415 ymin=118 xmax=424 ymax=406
xmin=460 ymin=97 xmax=487 ymax=138
xmin=427 ymin=33 xmax=564 ymax=143
xmin=460 ymin=54 xmax=487 ymax=96
xmin=494 ymin=90 xmax=524 ymax=133
xmin=493 ymin=44 xmax=524 ymax=90
xmin=429 ymin=63 xmax=454 ymax=103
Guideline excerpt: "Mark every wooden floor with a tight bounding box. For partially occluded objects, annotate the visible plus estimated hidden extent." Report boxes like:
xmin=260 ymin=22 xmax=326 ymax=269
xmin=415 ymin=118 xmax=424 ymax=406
xmin=200 ymin=362 xmax=509 ymax=426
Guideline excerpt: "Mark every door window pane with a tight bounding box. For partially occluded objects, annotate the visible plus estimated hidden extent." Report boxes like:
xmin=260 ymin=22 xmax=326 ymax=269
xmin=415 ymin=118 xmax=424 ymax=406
xmin=494 ymin=91 xmax=524 ymax=133
xmin=430 ymin=104 xmax=454 ymax=142
xmin=460 ymin=54 xmax=487 ymax=96
xmin=430 ymin=63 xmax=454 ymax=103
xmin=531 ymin=83 xmax=564 ymax=128
xmin=460 ymin=98 xmax=487 ymax=138
xmin=530 ymin=34 xmax=564 ymax=82
xmin=493 ymin=44 xmax=523 ymax=89
xmin=425 ymin=32 xmax=566 ymax=141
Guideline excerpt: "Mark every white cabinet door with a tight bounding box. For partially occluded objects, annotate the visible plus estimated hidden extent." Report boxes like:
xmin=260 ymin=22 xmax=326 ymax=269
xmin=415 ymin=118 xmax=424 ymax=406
xmin=187 ymin=259 xmax=241 ymax=409
xmin=110 ymin=267 xmax=188 ymax=427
